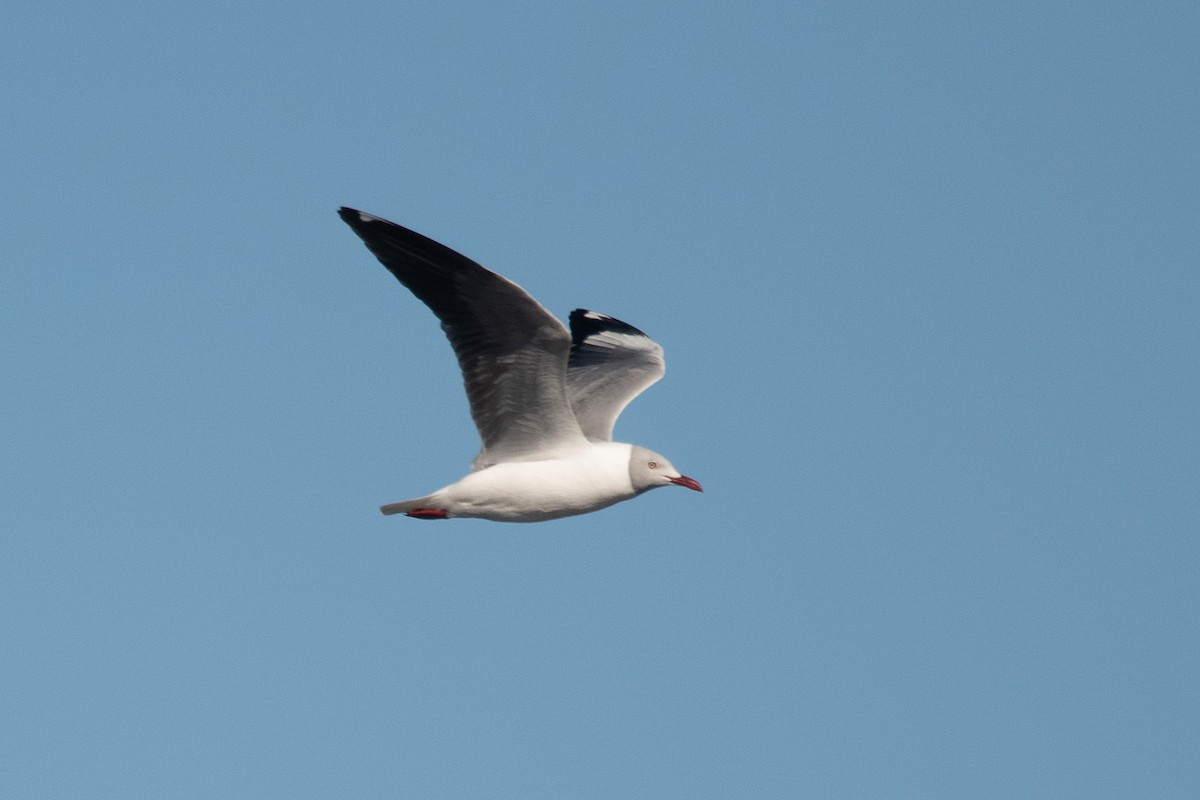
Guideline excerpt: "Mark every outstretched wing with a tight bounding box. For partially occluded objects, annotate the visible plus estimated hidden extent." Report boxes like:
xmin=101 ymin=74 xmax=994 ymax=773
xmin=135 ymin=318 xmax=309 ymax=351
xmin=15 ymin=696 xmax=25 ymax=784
xmin=566 ymin=309 xmax=665 ymax=442
xmin=339 ymin=208 xmax=587 ymax=466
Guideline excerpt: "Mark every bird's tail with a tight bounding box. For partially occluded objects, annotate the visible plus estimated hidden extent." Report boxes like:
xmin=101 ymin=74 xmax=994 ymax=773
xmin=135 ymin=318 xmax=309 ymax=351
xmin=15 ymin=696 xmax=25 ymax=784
xmin=379 ymin=495 xmax=444 ymax=517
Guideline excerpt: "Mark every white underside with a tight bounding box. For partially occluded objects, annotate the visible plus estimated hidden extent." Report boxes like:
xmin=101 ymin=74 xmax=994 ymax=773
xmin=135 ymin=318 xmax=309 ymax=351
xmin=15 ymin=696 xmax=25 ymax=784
xmin=430 ymin=442 xmax=637 ymax=522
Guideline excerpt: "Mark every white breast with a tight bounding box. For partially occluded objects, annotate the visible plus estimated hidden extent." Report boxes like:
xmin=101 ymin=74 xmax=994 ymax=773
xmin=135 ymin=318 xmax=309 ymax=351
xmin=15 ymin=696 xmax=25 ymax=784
xmin=437 ymin=442 xmax=636 ymax=522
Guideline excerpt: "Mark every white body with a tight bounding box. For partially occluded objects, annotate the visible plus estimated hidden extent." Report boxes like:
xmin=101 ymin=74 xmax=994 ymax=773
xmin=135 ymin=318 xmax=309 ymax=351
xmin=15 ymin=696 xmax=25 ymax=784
xmin=426 ymin=442 xmax=638 ymax=522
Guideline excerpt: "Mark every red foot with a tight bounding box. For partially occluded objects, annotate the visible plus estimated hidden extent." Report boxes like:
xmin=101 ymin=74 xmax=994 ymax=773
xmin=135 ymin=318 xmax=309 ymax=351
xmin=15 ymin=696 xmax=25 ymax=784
xmin=406 ymin=508 xmax=449 ymax=520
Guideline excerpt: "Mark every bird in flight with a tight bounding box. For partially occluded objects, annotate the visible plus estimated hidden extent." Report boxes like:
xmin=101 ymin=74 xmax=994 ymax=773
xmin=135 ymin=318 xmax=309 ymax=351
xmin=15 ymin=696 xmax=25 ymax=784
xmin=338 ymin=207 xmax=702 ymax=522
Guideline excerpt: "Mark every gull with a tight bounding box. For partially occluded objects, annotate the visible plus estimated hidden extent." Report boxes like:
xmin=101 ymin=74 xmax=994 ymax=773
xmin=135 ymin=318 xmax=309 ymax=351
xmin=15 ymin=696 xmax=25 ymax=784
xmin=338 ymin=207 xmax=702 ymax=522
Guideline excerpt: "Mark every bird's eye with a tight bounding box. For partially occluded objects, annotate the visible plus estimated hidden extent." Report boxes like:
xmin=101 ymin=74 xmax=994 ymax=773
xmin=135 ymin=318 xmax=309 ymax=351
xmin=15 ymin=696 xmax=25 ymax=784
xmin=648 ymin=461 xmax=658 ymax=469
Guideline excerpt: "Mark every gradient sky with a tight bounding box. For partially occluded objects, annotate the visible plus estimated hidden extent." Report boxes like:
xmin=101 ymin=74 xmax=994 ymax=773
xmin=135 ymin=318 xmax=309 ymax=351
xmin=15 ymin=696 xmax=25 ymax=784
xmin=3 ymin=1 xmax=1198 ymax=797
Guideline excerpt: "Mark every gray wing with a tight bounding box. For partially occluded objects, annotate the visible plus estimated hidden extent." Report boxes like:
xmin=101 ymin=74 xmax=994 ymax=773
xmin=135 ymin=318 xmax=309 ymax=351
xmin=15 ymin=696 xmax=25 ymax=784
xmin=339 ymin=208 xmax=587 ymax=467
xmin=566 ymin=310 xmax=666 ymax=442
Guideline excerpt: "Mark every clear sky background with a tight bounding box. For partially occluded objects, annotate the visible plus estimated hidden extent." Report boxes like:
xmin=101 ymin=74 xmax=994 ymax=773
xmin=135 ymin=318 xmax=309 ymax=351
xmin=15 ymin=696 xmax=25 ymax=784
xmin=3 ymin=1 xmax=1197 ymax=797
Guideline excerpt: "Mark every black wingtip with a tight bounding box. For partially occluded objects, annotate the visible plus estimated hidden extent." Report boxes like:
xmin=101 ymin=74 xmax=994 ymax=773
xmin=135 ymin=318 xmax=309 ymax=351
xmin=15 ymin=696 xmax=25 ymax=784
xmin=338 ymin=206 xmax=375 ymax=229
xmin=568 ymin=309 xmax=650 ymax=344
xmin=337 ymin=207 xmax=408 ymax=247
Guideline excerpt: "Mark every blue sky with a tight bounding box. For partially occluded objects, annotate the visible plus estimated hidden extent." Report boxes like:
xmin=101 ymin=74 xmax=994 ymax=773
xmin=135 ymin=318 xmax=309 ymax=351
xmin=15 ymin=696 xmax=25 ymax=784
xmin=3 ymin=1 xmax=1198 ymax=797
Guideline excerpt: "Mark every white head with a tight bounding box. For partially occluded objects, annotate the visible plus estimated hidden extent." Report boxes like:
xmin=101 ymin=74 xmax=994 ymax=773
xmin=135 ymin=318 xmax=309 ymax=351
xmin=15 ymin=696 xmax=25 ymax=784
xmin=627 ymin=445 xmax=703 ymax=495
